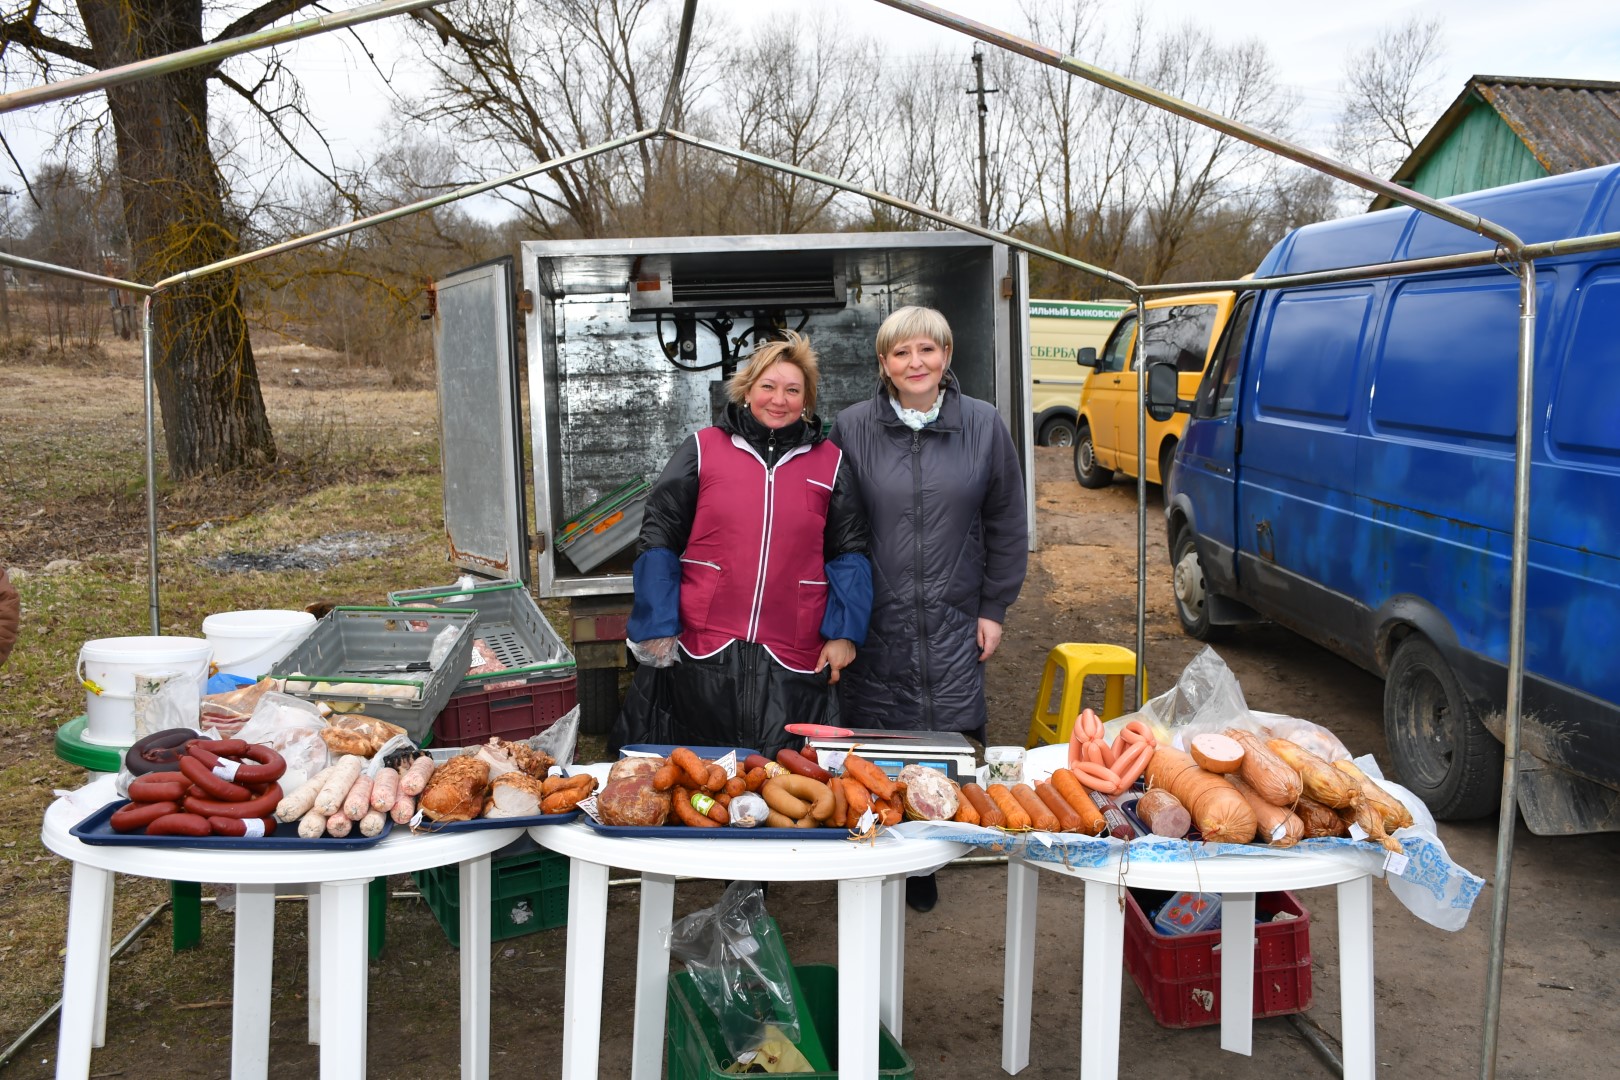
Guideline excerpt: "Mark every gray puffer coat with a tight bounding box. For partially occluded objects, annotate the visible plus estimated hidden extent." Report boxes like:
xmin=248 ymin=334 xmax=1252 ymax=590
xmin=829 ymin=378 xmax=1028 ymax=733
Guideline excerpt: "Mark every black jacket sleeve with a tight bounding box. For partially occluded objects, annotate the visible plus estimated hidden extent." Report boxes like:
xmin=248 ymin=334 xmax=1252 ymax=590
xmin=823 ymin=455 xmax=870 ymax=561
xmin=636 ymin=435 xmax=700 ymax=555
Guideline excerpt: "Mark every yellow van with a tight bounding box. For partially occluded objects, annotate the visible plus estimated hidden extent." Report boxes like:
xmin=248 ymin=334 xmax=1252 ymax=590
xmin=1029 ymin=298 xmax=1129 ymax=446
xmin=1074 ymin=290 xmax=1235 ymax=487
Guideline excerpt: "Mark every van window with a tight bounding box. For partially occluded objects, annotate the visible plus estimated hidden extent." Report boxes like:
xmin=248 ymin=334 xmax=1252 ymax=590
xmin=1551 ymin=268 xmax=1620 ymax=462
xmin=1196 ymin=294 xmax=1254 ymax=419
xmin=1256 ymin=290 xmax=1371 ymax=424
xmin=1140 ymin=304 xmax=1218 ymax=373
xmin=1096 ymin=314 xmax=1135 ymax=373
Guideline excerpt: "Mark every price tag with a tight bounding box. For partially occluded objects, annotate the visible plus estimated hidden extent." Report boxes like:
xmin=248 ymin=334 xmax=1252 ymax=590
xmin=1383 ymin=849 xmax=1410 ymax=876
xmin=714 ymin=751 xmax=738 ymax=779
xmin=1269 ymin=822 xmax=1288 ymax=842
xmin=213 ymin=759 xmax=242 ymax=782
xmin=857 ymin=806 xmax=878 ymax=833
xmin=577 ymin=794 xmax=602 ymax=823
xmin=1348 ymin=822 xmax=1369 ymax=842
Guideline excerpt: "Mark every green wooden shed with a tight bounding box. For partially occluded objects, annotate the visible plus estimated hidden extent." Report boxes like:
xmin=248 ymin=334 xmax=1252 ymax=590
xmin=1369 ymin=75 xmax=1620 ymax=211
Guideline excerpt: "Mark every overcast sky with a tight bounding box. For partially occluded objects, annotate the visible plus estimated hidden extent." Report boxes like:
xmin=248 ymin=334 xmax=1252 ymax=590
xmin=4 ymin=0 xmax=1620 ymax=211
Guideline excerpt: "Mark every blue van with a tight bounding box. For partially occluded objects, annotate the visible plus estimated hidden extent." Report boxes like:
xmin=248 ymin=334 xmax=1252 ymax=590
xmin=1165 ymin=164 xmax=1620 ymax=834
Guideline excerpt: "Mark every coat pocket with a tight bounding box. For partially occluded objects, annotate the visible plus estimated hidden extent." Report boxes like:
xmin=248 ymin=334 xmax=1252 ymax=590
xmin=679 ymin=558 xmax=724 ymax=629
xmin=796 ymin=578 xmax=830 ymax=648
xmin=802 ymin=476 xmax=833 ymax=519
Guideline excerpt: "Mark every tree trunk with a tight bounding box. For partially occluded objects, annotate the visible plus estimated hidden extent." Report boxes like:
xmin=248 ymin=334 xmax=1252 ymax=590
xmin=79 ymin=0 xmax=275 ymax=478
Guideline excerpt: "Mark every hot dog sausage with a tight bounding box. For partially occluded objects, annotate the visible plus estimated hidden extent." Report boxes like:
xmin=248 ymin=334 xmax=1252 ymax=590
xmin=110 ymin=799 xmax=181 ymax=832
xmin=776 ymin=748 xmax=831 ymax=783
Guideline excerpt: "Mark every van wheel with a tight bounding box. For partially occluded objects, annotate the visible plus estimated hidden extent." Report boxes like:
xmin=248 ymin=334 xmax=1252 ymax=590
xmin=1074 ymin=423 xmax=1114 ymax=489
xmin=1384 ymin=636 xmax=1503 ymax=820
xmin=1040 ymin=415 xmax=1078 ymax=448
xmin=1171 ymin=523 xmax=1224 ymax=641
xmin=1157 ymin=439 xmax=1177 ymax=489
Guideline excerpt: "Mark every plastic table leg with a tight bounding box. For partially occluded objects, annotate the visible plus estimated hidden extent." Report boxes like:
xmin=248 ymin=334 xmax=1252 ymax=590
xmin=369 ymin=875 xmax=387 ymax=959
xmin=560 ymin=858 xmax=610 ymax=1080
xmin=1337 ymin=873 xmax=1377 ymax=1080
xmin=631 ymin=872 xmax=676 ymax=1080
xmin=836 ymin=876 xmax=884 ymax=1078
xmin=92 ymin=870 xmax=114 ymax=1048
xmin=232 ymin=883 xmax=275 ymax=1080
xmin=56 ymin=861 xmax=112 ymax=1079
xmin=317 ymin=878 xmax=370 ymax=1076
xmin=1001 ymin=858 xmax=1039 ymax=1075
xmin=1078 ymin=879 xmax=1127 ymax=1080
xmin=1218 ymin=892 xmax=1257 ymax=1055
xmin=306 ymin=889 xmax=321 ymax=1045
xmin=171 ymin=880 xmax=202 ymax=951
xmin=459 ymin=853 xmax=493 ymax=1080
xmin=879 ymin=876 xmax=906 ymax=1042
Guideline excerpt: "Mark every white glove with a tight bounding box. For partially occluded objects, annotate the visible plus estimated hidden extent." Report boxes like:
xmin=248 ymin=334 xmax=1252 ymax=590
xmin=628 ymin=636 xmax=680 ymax=668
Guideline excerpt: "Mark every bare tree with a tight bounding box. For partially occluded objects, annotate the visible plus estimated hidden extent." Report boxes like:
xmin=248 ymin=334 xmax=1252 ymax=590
xmin=1332 ymin=15 xmax=1448 ymax=180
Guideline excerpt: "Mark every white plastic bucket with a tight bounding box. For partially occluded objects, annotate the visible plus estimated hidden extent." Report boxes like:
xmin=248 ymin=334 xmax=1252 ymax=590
xmin=202 ymin=609 xmax=316 ymax=678
xmin=76 ymin=636 xmax=213 ymax=746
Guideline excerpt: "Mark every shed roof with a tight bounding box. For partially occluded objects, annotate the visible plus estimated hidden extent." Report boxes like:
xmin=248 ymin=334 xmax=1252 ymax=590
xmin=1370 ymin=76 xmax=1620 ymax=211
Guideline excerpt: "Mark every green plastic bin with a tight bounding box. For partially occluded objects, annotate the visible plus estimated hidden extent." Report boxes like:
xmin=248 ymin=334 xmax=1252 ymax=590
xmin=412 ymin=846 xmax=569 ymax=947
xmin=666 ymin=963 xmax=914 ymax=1080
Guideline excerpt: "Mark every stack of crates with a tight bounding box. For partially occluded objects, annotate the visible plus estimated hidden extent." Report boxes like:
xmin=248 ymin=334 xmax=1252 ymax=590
xmin=388 ymin=580 xmax=577 ymax=746
xmin=413 ymin=843 xmax=570 ymax=947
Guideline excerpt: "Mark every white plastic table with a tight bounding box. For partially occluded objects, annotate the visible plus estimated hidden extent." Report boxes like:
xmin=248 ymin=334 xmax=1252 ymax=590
xmin=42 ymin=778 xmax=525 ymax=1080
xmin=530 ymin=819 xmax=971 ymax=1079
xmin=1001 ymin=846 xmax=1379 ymax=1079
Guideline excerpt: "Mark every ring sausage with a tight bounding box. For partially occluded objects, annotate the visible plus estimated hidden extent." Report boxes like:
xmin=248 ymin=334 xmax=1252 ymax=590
xmin=776 ymin=748 xmax=831 ymax=783
xmin=110 ymin=799 xmax=181 ymax=832
xmin=764 ymin=810 xmax=797 ymax=829
xmin=960 ymin=783 xmax=1004 ymax=828
xmin=183 ymin=783 xmax=284 ymax=820
xmin=183 ymin=739 xmax=250 ymax=766
xmin=207 ymin=815 xmax=277 ymax=838
xmin=760 ymin=777 xmax=810 ymax=820
xmin=124 ymin=728 xmax=199 ymax=775
xmin=223 ymin=744 xmax=286 ymax=785
xmin=766 ymin=774 xmax=834 ymax=822
xmin=128 ymin=774 xmax=189 ymax=803
xmin=144 ymin=812 xmax=213 ymax=836
xmin=178 ymin=755 xmax=254 ymax=802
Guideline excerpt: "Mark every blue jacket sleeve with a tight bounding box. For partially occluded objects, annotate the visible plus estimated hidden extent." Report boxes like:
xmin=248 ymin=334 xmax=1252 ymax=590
xmin=819 ymin=552 xmax=872 ymax=645
xmin=627 ymin=546 xmax=682 ymax=641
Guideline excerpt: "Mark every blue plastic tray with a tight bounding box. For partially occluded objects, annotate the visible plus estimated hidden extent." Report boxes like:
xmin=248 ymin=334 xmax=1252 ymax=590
xmin=619 ymin=744 xmax=757 ymax=761
xmin=420 ymin=808 xmax=579 ymax=832
xmin=70 ymin=800 xmax=393 ymax=850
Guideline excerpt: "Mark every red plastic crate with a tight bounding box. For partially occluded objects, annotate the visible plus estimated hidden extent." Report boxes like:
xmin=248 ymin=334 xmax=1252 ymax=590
xmin=1122 ymin=888 xmax=1312 ymax=1029
xmin=431 ymin=674 xmax=578 ymax=747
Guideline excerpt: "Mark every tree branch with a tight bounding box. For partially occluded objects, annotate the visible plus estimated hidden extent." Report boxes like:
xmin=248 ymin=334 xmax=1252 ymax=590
xmin=0 ymin=15 xmax=95 ymax=67
xmin=212 ymin=0 xmax=320 ymax=47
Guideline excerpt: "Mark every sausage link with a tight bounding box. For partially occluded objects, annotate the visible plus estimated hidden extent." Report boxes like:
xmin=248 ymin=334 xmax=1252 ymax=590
xmin=1033 ymin=781 xmax=1085 ymax=832
xmin=145 ymin=812 xmax=213 ymax=837
xmin=1012 ymin=783 xmax=1060 ymax=832
xmin=179 ymin=755 xmax=254 ymax=802
xmin=987 ymin=784 xmax=1032 ymax=830
xmin=1050 ymin=769 xmax=1109 ymax=836
xmin=183 ymin=783 xmax=284 ymax=819
xmin=669 ymin=785 xmax=721 ymax=828
xmin=776 ymin=748 xmax=831 ymax=783
xmin=110 ymin=800 xmax=181 ymax=832
xmin=207 ymin=815 xmax=277 ymax=838
xmin=960 ymin=783 xmax=1004 ymax=828
xmin=128 ymin=774 xmax=188 ymax=803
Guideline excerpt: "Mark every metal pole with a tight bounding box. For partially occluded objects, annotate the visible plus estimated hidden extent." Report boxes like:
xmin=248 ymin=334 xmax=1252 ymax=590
xmin=0 ymin=0 xmax=449 ymax=114
xmin=0 ymin=251 xmax=153 ymax=295
xmin=1480 ymin=260 xmax=1537 ymax=1079
xmin=657 ymin=0 xmax=701 ymax=131
xmin=142 ymin=295 xmax=160 ymax=636
xmin=662 ymin=128 xmax=1139 ymax=294
xmin=155 ymin=130 xmax=660 ymax=288
xmin=873 ymin=0 xmax=1523 ymax=252
xmin=1133 ymin=294 xmax=1148 ymax=709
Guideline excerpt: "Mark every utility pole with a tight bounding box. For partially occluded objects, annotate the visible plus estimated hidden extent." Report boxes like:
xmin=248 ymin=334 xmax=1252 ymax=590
xmin=966 ymin=44 xmax=999 ymax=228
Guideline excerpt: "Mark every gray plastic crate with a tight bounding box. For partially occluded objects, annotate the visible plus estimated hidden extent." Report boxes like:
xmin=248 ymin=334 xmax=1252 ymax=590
xmin=555 ymin=476 xmax=650 ymax=573
xmin=388 ymin=580 xmax=576 ymax=692
xmin=269 ymin=606 xmax=480 ymax=743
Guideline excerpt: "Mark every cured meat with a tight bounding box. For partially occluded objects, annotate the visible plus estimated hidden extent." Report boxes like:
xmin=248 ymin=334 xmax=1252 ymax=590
xmin=419 ymin=755 xmax=490 ymax=822
xmin=597 ymin=758 xmax=670 ymax=826
xmin=486 ymin=773 xmax=545 ymax=817
xmin=897 ymin=764 xmax=959 ymax=821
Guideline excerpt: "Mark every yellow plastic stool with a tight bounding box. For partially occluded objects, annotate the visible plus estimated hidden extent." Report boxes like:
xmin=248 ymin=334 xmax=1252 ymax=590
xmin=1025 ymin=643 xmax=1146 ymax=749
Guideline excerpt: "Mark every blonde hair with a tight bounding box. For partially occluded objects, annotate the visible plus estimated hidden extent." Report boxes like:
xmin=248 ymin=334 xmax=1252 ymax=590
xmin=875 ymin=306 xmax=952 ymax=395
xmin=727 ymin=329 xmax=820 ymax=419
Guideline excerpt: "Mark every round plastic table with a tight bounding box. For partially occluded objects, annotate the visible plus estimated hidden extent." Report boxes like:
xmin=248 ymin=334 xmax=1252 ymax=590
xmin=529 ymin=819 xmax=971 ymax=1079
xmin=1001 ymin=845 xmax=1379 ymax=1079
xmin=42 ymin=778 xmax=525 ymax=1080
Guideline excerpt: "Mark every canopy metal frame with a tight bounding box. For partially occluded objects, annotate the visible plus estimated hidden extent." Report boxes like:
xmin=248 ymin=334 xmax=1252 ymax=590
xmin=5 ymin=3 xmax=1617 ymax=1075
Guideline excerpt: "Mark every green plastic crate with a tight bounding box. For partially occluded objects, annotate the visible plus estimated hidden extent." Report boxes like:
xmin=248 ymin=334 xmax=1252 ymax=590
xmin=667 ymin=963 xmax=914 ymax=1080
xmin=412 ymin=847 xmax=570 ymax=947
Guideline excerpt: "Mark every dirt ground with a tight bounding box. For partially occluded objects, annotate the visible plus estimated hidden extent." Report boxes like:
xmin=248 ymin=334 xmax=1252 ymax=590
xmin=8 ymin=439 xmax=1619 ymax=1078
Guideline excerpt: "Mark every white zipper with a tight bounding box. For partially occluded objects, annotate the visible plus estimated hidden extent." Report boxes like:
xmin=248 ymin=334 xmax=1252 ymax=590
xmin=746 ymin=465 xmax=776 ymax=640
xmin=680 ymin=558 xmax=721 ymax=571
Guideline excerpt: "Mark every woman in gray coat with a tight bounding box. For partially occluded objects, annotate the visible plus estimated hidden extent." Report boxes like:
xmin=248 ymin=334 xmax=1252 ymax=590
xmin=832 ymin=308 xmax=1027 ymax=890
xmin=832 ymin=306 xmax=1027 ymax=907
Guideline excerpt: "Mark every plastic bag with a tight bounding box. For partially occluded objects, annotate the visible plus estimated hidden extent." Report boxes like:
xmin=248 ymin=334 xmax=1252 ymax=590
xmin=428 ymin=623 xmax=464 ymax=669
xmin=532 ymin=704 xmax=580 ymax=767
xmin=235 ymin=691 xmax=329 ymax=793
xmin=1259 ymin=713 xmax=1352 ymax=761
xmin=628 ymin=636 xmax=680 ymax=668
xmin=666 ymin=882 xmax=802 ymax=1060
xmin=132 ymin=670 xmax=200 ymax=738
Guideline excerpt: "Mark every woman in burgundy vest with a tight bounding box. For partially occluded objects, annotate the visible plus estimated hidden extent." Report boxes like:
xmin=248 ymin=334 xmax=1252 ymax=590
xmin=613 ymin=332 xmax=873 ymax=760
